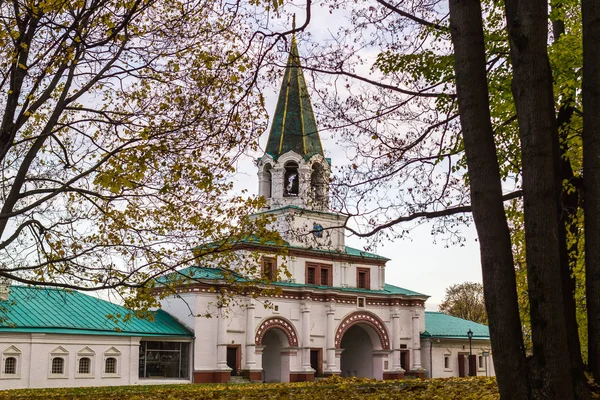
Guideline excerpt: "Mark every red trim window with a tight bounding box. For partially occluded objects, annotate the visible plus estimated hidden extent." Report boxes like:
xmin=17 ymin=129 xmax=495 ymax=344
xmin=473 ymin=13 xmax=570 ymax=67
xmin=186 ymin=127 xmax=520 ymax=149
xmin=306 ymin=263 xmax=333 ymax=286
xmin=262 ymin=257 xmax=277 ymax=281
xmin=357 ymin=267 xmax=370 ymax=289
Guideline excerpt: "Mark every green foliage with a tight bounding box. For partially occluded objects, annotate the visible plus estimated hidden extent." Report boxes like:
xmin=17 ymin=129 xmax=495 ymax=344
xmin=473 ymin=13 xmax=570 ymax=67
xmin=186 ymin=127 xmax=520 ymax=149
xmin=0 ymin=377 xmax=506 ymax=400
xmin=439 ymin=282 xmax=487 ymax=325
xmin=0 ymin=0 xmax=276 ymax=311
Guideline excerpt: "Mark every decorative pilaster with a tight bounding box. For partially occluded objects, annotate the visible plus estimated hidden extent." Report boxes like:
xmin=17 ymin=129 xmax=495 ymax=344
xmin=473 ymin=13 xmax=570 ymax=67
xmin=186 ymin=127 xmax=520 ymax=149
xmin=298 ymin=166 xmax=311 ymax=204
xmin=391 ymin=308 xmax=402 ymax=371
xmin=216 ymin=308 xmax=230 ymax=370
xmin=301 ymin=302 xmax=312 ymax=371
xmin=412 ymin=312 xmax=422 ymax=370
xmin=270 ymin=166 xmax=285 ymax=200
xmin=325 ymin=303 xmax=339 ymax=374
xmin=378 ymin=265 xmax=385 ymax=290
xmin=244 ymin=300 xmax=256 ymax=370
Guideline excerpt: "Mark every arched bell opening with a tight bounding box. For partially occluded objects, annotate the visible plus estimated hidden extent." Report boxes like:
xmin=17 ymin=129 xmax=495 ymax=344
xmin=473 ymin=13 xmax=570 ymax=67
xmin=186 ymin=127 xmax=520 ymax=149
xmin=260 ymin=163 xmax=273 ymax=198
xmin=284 ymin=162 xmax=299 ymax=197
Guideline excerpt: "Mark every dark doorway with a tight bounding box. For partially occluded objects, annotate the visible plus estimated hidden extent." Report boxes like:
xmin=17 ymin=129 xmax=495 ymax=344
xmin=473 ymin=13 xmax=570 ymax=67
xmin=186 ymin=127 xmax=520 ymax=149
xmin=310 ymin=348 xmax=322 ymax=377
xmin=458 ymin=354 xmax=467 ymax=377
xmin=227 ymin=346 xmax=240 ymax=376
xmin=400 ymin=350 xmax=410 ymax=371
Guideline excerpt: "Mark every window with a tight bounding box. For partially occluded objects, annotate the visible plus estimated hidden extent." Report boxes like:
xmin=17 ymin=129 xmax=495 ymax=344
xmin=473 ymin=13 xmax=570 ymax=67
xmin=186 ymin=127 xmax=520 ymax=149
xmin=478 ymin=355 xmax=484 ymax=369
xmin=2 ymin=346 xmax=21 ymax=378
xmin=49 ymin=346 xmax=68 ymax=378
xmin=4 ymin=357 xmax=16 ymax=375
xmin=78 ymin=357 xmax=91 ymax=374
xmin=262 ymin=257 xmax=277 ymax=281
xmin=444 ymin=355 xmax=451 ymax=369
xmin=357 ymin=268 xmax=370 ymax=289
xmin=357 ymin=297 xmax=365 ymax=308
xmin=139 ymin=341 xmax=190 ymax=379
xmin=103 ymin=347 xmax=121 ymax=377
xmin=320 ymin=268 xmax=329 ymax=286
xmin=105 ymin=357 xmax=117 ymax=374
xmin=51 ymin=358 xmax=64 ymax=374
xmin=306 ymin=263 xmax=332 ymax=286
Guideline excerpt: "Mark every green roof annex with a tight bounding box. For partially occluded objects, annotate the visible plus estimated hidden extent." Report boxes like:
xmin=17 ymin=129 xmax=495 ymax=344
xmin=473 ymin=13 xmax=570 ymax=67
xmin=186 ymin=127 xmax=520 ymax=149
xmin=421 ymin=311 xmax=489 ymax=339
xmin=0 ymin=286 xmax=192 ymax=337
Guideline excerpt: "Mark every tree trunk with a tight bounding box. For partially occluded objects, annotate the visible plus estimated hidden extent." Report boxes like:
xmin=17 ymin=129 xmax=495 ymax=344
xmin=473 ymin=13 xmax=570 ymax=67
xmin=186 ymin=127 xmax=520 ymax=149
xmin=504 ymin=0 xmax=574 ymax=398
xmin=582 ymin=0 xmax=600 ymax=383
xmin=448 ymin=1 xmax=529 ymax=398
xmin=557 ymin=105 xmax=591 ymax=399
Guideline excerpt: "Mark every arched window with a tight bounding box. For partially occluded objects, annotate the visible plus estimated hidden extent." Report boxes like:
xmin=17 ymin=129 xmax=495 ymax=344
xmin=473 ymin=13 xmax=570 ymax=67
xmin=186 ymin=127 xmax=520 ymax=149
xmin=104 ymin=357 xmax=117 ymax=374
xmin=4 ymin=357 xmax=16 ymax=374
xmin=284 ymin=162 xmax=299 ymax=196
xmin=51 ymin=357 xmax=64 ymax=375
xmin=261 ymin=164 xmax=273 ymax=198
xmin=78 ymin=357 xmax=91 ymax=374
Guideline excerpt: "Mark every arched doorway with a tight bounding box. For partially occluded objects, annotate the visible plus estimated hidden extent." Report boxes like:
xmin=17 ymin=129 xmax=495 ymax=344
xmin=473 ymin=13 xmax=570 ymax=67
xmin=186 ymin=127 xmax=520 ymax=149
xmin=335 ymin=312 xmax=390 ymax=379
xmin=262 ymin=329 xmax=287 ymax=382
xmin=255 ymin=317 xmax=299 ymax=383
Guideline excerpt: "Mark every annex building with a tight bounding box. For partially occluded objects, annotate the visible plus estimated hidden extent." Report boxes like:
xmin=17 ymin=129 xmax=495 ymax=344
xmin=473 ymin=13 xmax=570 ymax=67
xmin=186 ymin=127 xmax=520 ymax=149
xmin=0 ymin=39 xmax=494 ymax=389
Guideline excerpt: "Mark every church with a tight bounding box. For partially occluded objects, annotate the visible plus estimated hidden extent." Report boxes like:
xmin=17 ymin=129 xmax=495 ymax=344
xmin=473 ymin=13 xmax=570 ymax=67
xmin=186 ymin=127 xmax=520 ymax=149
xmin=0 ymin=39 xmax=494 ymax=390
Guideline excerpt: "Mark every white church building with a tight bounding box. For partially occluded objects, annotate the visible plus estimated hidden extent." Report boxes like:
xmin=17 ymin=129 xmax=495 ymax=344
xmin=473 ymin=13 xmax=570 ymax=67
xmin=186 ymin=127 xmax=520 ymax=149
xmin=0 ymin=39 xmax=494 ymax=390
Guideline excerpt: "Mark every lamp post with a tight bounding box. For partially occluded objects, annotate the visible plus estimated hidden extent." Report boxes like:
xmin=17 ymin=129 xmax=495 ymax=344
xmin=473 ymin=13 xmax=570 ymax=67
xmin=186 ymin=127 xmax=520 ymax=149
xmin=467 ymin=329 xmax=474 ymax=376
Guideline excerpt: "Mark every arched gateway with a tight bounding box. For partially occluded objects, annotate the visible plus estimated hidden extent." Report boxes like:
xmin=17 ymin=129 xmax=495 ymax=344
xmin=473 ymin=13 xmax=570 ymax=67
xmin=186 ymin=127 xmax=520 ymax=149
xmin=255 ymin=317 xmax=299 ymax=382
xmin=335 ymin=312 xmax=390 ymax=379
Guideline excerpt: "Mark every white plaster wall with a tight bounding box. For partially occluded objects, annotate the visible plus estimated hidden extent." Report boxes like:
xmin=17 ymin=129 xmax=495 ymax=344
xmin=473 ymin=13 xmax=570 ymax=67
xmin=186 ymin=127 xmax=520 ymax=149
xmin=190 ymin=291 xmax=425 ymax=377
xmin=0 ymin=333 xmax=193 ymax=390
xmin=421 ymin=338 xmax=495 ymax=378
xmin=159 ymin=292 xmax=197 ymax=330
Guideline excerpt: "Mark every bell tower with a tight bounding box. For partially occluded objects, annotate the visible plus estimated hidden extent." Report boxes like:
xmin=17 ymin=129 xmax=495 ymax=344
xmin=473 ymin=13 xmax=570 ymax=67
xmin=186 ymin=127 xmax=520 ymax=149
xmin=257 ymin=36 xmax=330 ymax=211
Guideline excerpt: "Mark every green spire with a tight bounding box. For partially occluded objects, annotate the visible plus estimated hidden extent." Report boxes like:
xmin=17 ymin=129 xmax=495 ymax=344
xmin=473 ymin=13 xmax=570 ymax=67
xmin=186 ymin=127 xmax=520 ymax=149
xmin=265 ymin=36 xmax=324 ymax=160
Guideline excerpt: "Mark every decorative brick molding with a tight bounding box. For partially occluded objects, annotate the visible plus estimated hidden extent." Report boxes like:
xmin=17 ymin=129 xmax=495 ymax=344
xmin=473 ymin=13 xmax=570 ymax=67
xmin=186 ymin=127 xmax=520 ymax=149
xmin=289 ymin=372 xmax=315 ymax=382
xmin=383 ymin=371 xmax=405 ymax=380
xmin=255 ymin=317 xmax=299 ymax=347
xmin=335 ymin=312 xmax=390 ymax=349
xmin=193 ymin=370 xmax=231 ymax=383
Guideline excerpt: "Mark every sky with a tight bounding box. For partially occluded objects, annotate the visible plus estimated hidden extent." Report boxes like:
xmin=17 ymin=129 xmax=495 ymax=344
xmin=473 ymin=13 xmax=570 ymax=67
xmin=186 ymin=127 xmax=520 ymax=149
xmin=228 ymin=2 xmax=485 ymax=310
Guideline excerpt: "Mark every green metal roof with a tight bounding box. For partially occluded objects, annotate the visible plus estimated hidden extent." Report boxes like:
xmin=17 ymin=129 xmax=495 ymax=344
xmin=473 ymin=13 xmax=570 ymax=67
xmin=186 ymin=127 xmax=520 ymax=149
xmin=265 ymin=37 xmax=324 ymax=160
xmin=0 ymin=286 xmax=192 ymax=337
xmin=167 ymin=266 xmax=427 ymax=297
xmin=421 ymin=312 xmax=490 ymax=339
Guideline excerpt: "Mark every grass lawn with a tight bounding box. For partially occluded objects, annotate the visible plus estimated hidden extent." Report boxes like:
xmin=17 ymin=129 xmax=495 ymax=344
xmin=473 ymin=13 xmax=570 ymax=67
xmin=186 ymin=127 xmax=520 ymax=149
xmin=0 ymin=376 xmax=502 ymax=399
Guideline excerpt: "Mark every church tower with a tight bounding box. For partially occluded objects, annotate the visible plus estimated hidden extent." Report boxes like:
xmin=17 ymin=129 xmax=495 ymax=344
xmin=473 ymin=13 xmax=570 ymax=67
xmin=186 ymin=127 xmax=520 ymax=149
xmin=257 ymin=37 xmax=330 ymax=212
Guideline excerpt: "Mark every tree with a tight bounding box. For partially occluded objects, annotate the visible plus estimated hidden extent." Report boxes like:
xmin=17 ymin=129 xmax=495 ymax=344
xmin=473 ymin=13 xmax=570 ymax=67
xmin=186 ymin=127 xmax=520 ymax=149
xmin=264 ymin=0 xmax=598 ymax=396
xmin=0 ymin=0 xmax=280 ymax=310
xmin=438 ymin=282 xmax=487 ymax=324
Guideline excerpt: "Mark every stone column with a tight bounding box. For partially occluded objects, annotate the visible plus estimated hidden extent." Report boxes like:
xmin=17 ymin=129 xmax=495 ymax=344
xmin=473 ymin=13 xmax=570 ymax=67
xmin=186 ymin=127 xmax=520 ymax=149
xmin=244 ymin=300 xmax=256 ymax=370
xmin=378 ymin=265 xmax=385 ymax=290
xmin=298 ymin=166 xmax=311 ymax=205
xmin=270 ymin=166 xmax=285 ymax=200
xmin=391 ymin=308 xmax=402 ymax=370
xmin=301 ymin=302 xmax=312 ymax=371
xmin=325 ymin=303 xmax=339 ymax=374
xmin=412 ymin=312 xmax=422 ymax=370
xmin=216 ymin=308 xmax=229 ymax=369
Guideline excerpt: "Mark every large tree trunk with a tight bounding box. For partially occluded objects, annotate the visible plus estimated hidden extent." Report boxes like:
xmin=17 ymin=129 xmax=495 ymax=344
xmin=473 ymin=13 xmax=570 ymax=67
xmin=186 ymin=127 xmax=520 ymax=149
xmin=557 ymin=106 xmax=591 ymax=399
xmin=582 ymin=0 xmax=600 ymax=383
xmin=504 ymin=0 xmax=574 ymax=397
xmin=448 ymin=1 xmax=529 ymax=398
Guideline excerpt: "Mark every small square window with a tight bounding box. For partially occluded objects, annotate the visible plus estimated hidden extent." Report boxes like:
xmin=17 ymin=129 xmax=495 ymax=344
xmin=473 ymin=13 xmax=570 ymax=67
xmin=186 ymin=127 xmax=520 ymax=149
xmin=357 ymin=297 xmax=365 ymax=308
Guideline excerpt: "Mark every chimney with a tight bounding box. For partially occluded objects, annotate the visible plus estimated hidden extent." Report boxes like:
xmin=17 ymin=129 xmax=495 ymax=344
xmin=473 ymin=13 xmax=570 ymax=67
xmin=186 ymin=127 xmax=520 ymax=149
xmin=0 ymin=278 xmax=10 ymax=301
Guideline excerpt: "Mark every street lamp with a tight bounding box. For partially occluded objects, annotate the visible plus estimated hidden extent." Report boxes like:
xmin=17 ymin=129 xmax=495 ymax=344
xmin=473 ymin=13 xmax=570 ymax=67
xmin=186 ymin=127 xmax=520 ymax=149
xmin=467 ymin=329 xmax=473 ymax=376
